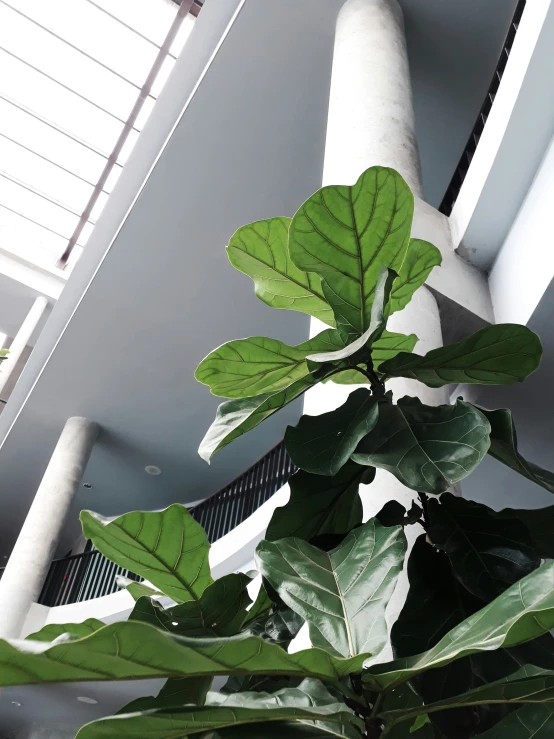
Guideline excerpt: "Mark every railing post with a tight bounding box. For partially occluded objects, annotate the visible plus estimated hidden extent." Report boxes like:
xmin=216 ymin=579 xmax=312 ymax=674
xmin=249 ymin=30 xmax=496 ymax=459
xmin=0 ymin=417 xmax=98 ymax=638
xmin=0 ymin=295 xmax=48 ymax=397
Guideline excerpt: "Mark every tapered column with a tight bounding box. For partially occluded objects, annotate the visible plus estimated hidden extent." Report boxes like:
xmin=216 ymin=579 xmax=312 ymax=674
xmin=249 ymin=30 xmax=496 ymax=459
xmin=0 ymin=417 xmax=98 ymax=638
xmin=304 ymin=0 xmax=446 ymax=658
xmin=0 ymin=296 xmax=48 ymax=397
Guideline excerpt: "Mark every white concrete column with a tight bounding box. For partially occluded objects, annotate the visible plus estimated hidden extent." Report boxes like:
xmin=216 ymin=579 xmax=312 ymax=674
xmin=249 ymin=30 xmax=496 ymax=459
xmin=304 ymin=0 xmax=446 ymax=660
xmin=323 ymin=0 xmax=422 ymax=196
xmin=0 ymin=296 xmax=48 ymax=397
xmin=0 ymin=417 xmax=98 ymax=638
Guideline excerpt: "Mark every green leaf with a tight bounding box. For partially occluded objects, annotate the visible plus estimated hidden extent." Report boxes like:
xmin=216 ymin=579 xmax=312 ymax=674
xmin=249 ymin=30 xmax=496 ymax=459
xmin=380 ymin=324 xmax=542 ymax=387
xmin=496 ymin=505 xmax=554 ymax=560
xmin=257 ymin=518 xmax=406 ymax=658
xmin=410 ymin=715 xmax=431 ymax=733
xmin=289 ymin=166 xmax=413 ymax=336
xmin=285 ymin=388 xmax=379 ymax=476
xmin=123 ymin=580 xmax=162 ymax=601
xmin=0 ymin=622 xmax=368 ymax=686
xmin=380 ymin=682 xmax=434 ymax=739
xmin=245 ymin=606 xmax=304 ymax=647
xmin=76 ymin=679 xmax=364 ymax=739
xmin=25 ymin=619 xmax=104 ymax=642
xmin=216 ymin=722 xmax=361 ymax=738
xmin=308 ymin=267 xmax=396 ymax=361
xmin=265 ymin=462 xmax=370 ymax=542
xmin=118 ymin=675 xmax=212 ymax=713
xmin=364 ymin=559 xmax=554 ymax=692
xmin=195 ymin=330 xmax=343 ymax=399
xmin=478 ymin=406 xmax=554 ymax=493
xmin=477 ymin=704 xmax=554 ymax=738
xmin=80 ymin=505 xmax=213 ymax=604
xmin=130 ymin=573 xmax=252 ymax=637
xmin=389 ymin=239 xmax=442 ymax=314
xmin=331 ymin=331 xmax=418 ymax=384
xmin=242 ymin=583 xmax=273 ymax=628
xmin=428 ymin=493 xmax=540 ymax=601
xmin=199 ymin=375 xmax=318 ymax=462
xmin=351 ymin=397 xmax=490 ymax=494
xmin=227 ymin=217 xmax=335 ymax=326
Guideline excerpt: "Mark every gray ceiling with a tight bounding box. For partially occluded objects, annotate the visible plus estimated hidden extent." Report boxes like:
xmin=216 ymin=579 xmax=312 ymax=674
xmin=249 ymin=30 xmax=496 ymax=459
xmin=0 ymin=0 xmax=520 ymax=559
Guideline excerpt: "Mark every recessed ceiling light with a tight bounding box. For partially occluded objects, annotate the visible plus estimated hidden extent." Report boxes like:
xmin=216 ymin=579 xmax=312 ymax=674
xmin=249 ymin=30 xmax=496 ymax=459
xmin=145 ymin=465 xmax=162 ymax=476
xmin=11 ymin=701 xmax=21 ymax=707
xmin=77 ymin=696 xmax=98 ymax=705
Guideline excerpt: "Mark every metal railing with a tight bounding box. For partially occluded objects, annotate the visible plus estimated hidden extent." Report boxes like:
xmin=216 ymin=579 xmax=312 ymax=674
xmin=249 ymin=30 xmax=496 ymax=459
xmin=0 ymin=440 xmax=295 ymax=606
xmin=439 ymin=0 xmax=526 ymax=216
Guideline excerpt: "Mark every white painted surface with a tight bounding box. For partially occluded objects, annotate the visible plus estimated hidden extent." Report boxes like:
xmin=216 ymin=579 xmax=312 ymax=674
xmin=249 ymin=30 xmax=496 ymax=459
xmin=489 ymin=131 xmax=554 ymax=326
xmin=0 ymin=417 xmax=98 ymax=638
xmin=324 ymin=0 xmax=422 ymax=196
xmin=0 ymin=296 xmax=48 ymax=395
xmin=450 ymin=0 xmax=554 ymax=269
xmin=0 ymin=248 xmax=64 ymax=301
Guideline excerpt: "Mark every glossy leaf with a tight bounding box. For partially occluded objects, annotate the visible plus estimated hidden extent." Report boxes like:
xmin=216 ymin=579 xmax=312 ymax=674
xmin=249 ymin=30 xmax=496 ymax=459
xmin=0 ymin=622 xmax=368 ymax=686
xmin=118 ymin=676 xmax=212 ymax=713
xmin=390 ymin=238 xmax=442 ymax=314
xmin=308 ymin=267 xmax=396 ymax=360
xmin=380 ymin=682 xmax=434 ymax=739
xmin=257 ymin=518 xmax=406 ymax=658
xmin=364 ymin=560 xmax=554 ymax=692
xmin=199 ymin=375 xmax=316 ymax=462
xmin=331 ymin=331 xmax=418 ymax=384
xmin=477 ymin=704 xmax=554 ymax=738
xmin=242 ymin=583 xmax=273 ymax=628
xmin=129 ymin=573 xmax=252 ymax=638
xmin=266 ymin=462 xmax=371 ymax=542
xmin=195 ymin=330 xmax=342 ymax=399
xmin=76 ymin=679 xmax=364 ymax=739
xmin=479 ymin=406 xmax=554 ymax=493
xmin=497 ymin=504 xmax=554 ymax=560
xmin=227 ymin=217 xmax=335 ymax=326
xmin=352 ymin=397 xmax=490 ymax=494
xmin=289 ymin=166 xmax=413 ymax=336
xmin=80 ymin=505 xmax=213 ymax=604
xmin=380 ymin=324 xmax=542 ymax=387
xmin=245 ymin=606 xmax=304 ymax=647
xmin=285 ymin=388 xmax=379 ymax=476
xmin=122 ymin=580 xmax=162 ymax=601
xmin=215 ymin=722 xmax=360 ymax=738
xmin=428 ymin=493 xmax=540 ymax=601
xmin=26 ymin=619 xmax=104 ymax=643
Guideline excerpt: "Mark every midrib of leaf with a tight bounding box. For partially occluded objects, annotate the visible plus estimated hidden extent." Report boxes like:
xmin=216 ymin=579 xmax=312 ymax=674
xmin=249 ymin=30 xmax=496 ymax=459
xmin=330 ymin=557 xmax=355 ymax=658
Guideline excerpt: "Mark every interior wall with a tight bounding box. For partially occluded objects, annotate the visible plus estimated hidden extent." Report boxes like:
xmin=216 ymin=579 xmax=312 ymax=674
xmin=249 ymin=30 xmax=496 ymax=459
xmin=401 ymin=0 xmax=519 ymax=208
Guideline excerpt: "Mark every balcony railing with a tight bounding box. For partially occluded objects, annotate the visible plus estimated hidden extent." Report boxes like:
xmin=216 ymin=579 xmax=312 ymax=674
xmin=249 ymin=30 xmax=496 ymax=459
xmin=0 ymin=440 xmax=295 ymax=607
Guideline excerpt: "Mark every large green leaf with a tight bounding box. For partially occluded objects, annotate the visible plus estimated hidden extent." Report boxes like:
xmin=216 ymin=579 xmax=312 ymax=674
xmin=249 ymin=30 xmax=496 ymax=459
xmin=381 ymin=665 xmax=554 ymax=731
xmin=308 ymin=267 xmax=396 ymax=360
xmin=380 ymin=324 xmax=542 ymax=387
xmin=285 ymin=389 xmax=379 ymax=476
xmin=497 ymin=504 xmax=554 ymax=560
xmin=26 ymin=619 xmax=104 ymax=642
xmin=0 ymin=622 xmax=368 ymax=686
xmin=80 ymin=505 xmax=213 ymax=604
xmin=227 ymin=217 xmax=335 ymax=326
xmin=364 ymin=560 xmax=554 ymax=692
xmin=216 ymin=722 xmax=359 ymax=738
xmin=478 ymin=406 xmax=554 ymax=493
xmin=118 ymin=675 xmax=212 ymax=714
xmin=289 ymin=166 xmax=413 ymax=336
xmin=477 ymin=704 xmax=554 ymax=738
xmin=351 ymin=397 xmax=490 ymax=494
xmin=196 ymin=330 xmax=342 ymax=399
xmin=265 ymin=462 xmax=371 ymax=542
xmin=391 ymin=536 xmax=554 ymax=739
xmin=428 ymin=494 xmax=540 ymax=601
xmin=389 ymin=239 xmax=442 ymax=314
xmin=199 ymin=376 xmax=315 ymax=462
xmin=257 ymin=518 xmax=406 ymax=658
xmin=77 ymin=680 xmax=364 ymax=739
xmin=245 ymin=606 xmax=304 ymax=648
xmin=129 ymin=573 xmax=252 ymax=637
xmin=331 ymin=331 xmax=418 ymax=385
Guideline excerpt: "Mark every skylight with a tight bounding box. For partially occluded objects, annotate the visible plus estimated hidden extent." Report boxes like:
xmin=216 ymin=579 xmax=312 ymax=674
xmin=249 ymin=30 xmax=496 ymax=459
xmin=0 ymin=0 xmax=197 ymax=275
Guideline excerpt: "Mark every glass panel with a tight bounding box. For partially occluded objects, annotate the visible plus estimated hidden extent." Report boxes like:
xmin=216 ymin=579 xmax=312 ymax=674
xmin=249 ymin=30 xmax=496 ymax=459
xmin=0 ymin=135 xmax=93 ymax=213
xmin=5 ymin=0 xmax=159 ymax=87
xmin=0 ymin=97 xmax=109 ymax=182
xmin=0 ymin=4 xmax=138 ymax=121
xmin=89 ymin=0 xmax=176 ymax=48
xmin=0 ymin=50 xmax=122 ymax=152
xmin=0 ymin=205 xmax=67 ymax=266
xmin=0 ymin=175 xmax=80 ymax=239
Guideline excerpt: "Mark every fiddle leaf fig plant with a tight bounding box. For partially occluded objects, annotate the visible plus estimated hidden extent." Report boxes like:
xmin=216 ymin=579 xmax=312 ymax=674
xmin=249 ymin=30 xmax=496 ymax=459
xmin=0 ymin=166 xmax=552 ymax=739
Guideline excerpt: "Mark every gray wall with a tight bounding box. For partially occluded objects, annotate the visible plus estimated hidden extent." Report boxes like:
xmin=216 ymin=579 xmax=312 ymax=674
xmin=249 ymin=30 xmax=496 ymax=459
xmin=401 ymin=0 xmax=519 ymax=208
